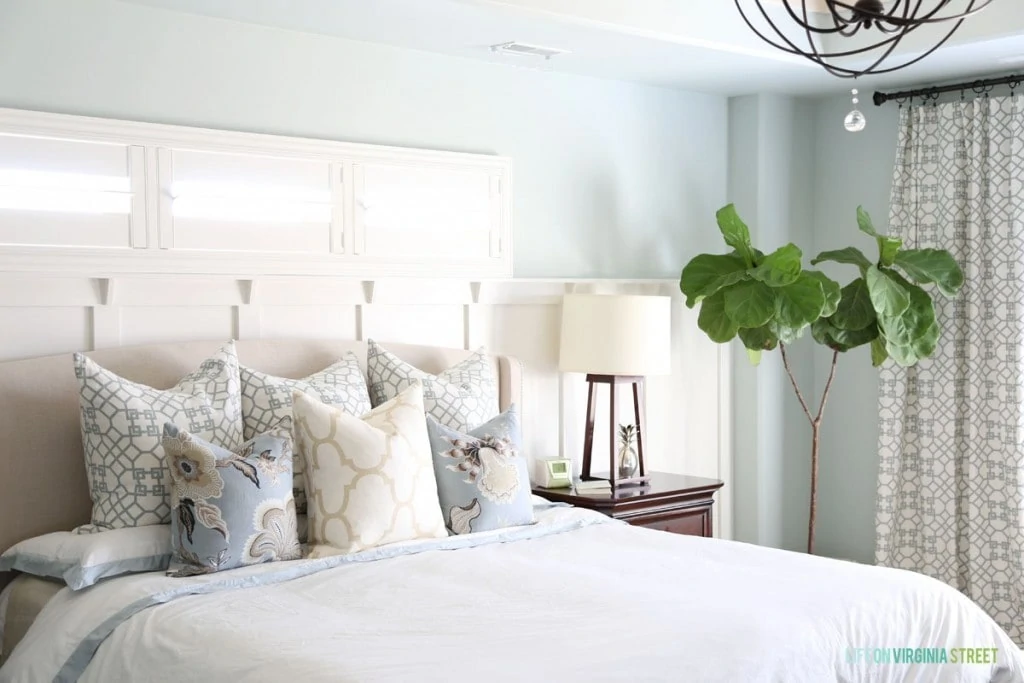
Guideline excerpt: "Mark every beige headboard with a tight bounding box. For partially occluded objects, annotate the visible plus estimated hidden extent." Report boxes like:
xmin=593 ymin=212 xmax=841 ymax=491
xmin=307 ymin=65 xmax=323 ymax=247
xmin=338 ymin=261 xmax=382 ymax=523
xmin=0 ymin=338 xmax=522 ymax=591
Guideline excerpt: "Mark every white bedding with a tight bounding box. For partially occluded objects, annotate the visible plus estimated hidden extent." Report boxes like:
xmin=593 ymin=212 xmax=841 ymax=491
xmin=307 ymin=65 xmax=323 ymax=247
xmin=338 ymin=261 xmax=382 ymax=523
xmin=1 ymin=506 xmax=1021 ymax=683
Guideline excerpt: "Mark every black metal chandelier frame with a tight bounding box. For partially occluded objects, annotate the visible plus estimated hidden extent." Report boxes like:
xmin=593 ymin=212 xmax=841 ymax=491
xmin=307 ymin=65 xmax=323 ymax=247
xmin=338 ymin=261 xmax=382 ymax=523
xmin=734 ymin=0 xmax=996 ymax=79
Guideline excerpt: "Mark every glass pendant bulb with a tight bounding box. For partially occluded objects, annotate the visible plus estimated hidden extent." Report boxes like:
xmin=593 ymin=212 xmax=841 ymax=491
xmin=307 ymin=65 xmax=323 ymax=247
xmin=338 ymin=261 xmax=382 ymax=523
xmin=845 ymin=89 xmax=867 ymax=133
xmin=845 ymin=110 xmax=867 ymax=132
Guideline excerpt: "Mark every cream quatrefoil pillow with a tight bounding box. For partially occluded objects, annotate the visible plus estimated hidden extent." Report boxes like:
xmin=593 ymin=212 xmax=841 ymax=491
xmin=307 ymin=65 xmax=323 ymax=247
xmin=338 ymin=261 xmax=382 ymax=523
xmin=292 ymin=382 xmax=446 ymax=556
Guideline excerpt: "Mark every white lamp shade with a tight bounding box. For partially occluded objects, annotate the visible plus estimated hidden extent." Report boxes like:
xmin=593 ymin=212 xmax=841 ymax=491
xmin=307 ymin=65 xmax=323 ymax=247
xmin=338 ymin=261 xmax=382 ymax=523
xmin=559 ymin=294 xmax=671 ymax=376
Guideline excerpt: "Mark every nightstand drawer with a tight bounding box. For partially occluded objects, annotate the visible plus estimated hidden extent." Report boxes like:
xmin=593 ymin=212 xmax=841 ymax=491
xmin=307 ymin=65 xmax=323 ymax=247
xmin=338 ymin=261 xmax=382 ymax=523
xmin=533 ymin=472 xmax=723 ymax=539
xmin=631 ymin=509 xmax=710 ymax=537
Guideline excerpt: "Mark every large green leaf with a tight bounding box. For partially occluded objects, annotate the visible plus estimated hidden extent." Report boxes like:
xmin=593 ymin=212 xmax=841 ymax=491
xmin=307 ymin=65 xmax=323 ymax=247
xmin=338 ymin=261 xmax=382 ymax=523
xmin=738 ymin=325 xmax=778 ymax=352
xmin=870 ymin=337 xmax=888 ymax=367
xmin=831 ymin=323 xmax=879 ymax=350
xmin=878 ymin=295 xmax=935 ymax=346
xmin=885 ymin=324 xmax=939 ymax=367
xmin=893 ymin=248 xmax=965 ymax=298
xmin=857 ymin=206 xmax=879 ymax=237
xmin=877 ymin=237 xmax=902 ymax=267
xmin=812 ymin=319 xmax=878 ymax=352
xmin=804 ymin=270 xmax=841 ymax=317
xmin=770 ymin=320 xmax=807 ymax=345
xmin=877 ymin=277 xmax=939 ymax=366
xmin=716 ymin=204 xmax=757 ymax=268
xmin=866 ymin=265 xmax=910 ymax=318
xmin=774 ymin=273 xmax=825 ymax=329
xmin=856 ymin=206 xmax=903 ymax=267
xmin=810 ymin=318 xmax=832 ymax=347
xmin=679 ymin=253 xmax=749 ymax=308
xmin=831 ymin=278 xmax=875 ymax=331
xmin=811 ymin=247 xmax=872 ymax=271
xmin=750 ymin=243 xmax=802 ymax=288
xmin=724 ymin=280 xmax=776 ymax=328
xmin=697 ymin=291 xmax=739 ymax=343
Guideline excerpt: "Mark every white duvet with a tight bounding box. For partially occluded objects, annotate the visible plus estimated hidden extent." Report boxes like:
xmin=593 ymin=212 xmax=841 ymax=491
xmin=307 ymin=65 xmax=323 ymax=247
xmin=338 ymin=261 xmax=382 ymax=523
xmin=1 ymin=506 xmax=1021 ymax=683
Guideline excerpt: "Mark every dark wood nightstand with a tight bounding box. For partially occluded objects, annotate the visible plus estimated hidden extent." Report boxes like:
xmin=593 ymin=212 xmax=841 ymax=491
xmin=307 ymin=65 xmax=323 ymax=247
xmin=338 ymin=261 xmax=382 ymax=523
xmin=533 ymin=472 xmax=724 ymax=538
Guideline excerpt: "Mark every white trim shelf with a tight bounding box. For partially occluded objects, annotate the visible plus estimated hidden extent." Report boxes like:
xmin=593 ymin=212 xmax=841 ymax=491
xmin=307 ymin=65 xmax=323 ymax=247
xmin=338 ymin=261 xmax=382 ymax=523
xmin=0 ymin=108 xmax=513 ymax=278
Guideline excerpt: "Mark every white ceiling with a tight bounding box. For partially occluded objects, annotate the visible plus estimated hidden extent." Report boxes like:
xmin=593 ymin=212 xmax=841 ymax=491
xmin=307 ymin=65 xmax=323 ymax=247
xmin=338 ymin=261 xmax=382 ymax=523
xmin=120 ymin=0 xmax=1024 ymax=96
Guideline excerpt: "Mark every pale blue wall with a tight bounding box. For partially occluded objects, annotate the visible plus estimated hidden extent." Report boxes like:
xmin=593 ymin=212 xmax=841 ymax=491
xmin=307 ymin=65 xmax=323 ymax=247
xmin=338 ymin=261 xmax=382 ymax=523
xmin=0 ymin=0 xmax=728 ymax=279
xmin=730 ymin=93 xmax=901 ymax=560
xmin=728 ymin=94 xmax=817 ymax=553
xmin=811 ymin=96 xmax=900 ymax=563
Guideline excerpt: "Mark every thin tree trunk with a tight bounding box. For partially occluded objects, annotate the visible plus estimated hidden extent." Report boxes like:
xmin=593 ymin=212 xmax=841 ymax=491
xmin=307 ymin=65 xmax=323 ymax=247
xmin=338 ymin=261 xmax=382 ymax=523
xmin=808 ymin=425 xmax=819 ymax=554
xmin=779 ymin=344 xmax=840 ymax=555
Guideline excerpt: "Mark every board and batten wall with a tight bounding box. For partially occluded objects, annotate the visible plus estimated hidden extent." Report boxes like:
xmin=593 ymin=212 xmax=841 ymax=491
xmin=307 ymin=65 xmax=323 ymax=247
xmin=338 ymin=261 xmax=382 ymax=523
xmin=0 ymin=274 xmax=732 ymax=539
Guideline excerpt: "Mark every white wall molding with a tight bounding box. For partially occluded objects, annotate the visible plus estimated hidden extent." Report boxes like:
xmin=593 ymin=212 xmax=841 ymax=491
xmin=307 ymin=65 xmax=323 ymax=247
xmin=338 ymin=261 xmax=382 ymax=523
xmin=0 ymin=107 xmax=513 ymax=278
xmin=0 ymin=108 xmax=510 ymax=170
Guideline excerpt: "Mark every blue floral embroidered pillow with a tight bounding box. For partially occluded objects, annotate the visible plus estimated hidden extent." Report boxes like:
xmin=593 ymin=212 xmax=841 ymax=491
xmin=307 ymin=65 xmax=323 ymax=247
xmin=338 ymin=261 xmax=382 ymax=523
xmin=161 ymin=420 xmax=301 ymax=576
xmin=426 ymin=405 xmax=534 ymax=535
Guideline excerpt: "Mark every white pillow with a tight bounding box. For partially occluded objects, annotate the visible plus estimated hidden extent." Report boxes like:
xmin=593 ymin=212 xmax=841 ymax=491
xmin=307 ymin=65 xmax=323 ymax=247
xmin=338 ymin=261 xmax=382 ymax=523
xmin=366 ymin=340 xmax=498 ymax=432
xmin=240 ymin=354 xmax=372 ymax=514
xmin=0 ymin=526 xmax=171 ymax=590
xmin=292 ymin=382 xmax=447 ymax=556
xmin=74 ymin=342 xmax=244 ymax=530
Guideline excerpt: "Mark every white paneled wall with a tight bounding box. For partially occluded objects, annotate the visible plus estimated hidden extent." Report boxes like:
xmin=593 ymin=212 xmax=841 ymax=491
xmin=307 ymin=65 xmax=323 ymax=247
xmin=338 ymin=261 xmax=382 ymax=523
xmin=0 ymin=275 xmax=732 ymax=538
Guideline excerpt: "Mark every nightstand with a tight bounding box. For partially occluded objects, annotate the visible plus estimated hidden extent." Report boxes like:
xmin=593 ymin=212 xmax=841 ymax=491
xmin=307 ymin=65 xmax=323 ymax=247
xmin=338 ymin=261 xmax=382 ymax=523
xmin=533 ymin=472 xmax=724 ymax=538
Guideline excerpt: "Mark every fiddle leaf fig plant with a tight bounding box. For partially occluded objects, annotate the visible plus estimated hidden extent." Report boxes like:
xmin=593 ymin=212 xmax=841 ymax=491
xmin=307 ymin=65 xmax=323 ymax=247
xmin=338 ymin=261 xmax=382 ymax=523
xmin=680 ymin=204 xmax=964 ymax=554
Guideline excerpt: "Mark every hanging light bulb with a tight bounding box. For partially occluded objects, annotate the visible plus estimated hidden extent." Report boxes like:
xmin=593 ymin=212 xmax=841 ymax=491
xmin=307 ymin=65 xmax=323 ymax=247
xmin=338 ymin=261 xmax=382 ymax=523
xmin=845 ymin=89 xmax=867 ymax=133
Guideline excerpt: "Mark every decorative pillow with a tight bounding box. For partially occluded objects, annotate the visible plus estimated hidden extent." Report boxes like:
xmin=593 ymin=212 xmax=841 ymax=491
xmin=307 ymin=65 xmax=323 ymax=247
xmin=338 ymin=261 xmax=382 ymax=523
xmin=366 ymin=339 xmax=498 ymax=432
xmin=240 ymin=355 xmax=372 ymax=514
xmin=74 ymin=342 xmax=243 ymax=531
xmin=162 ymin=421 xmax=301 ymax=576
xmin=292 ymin=382 xmax=447 ymax=556
xmin=0 ymin=526 xmax=172 ymax=590
xmin=427 ymin=405 xmax=534 ymax=534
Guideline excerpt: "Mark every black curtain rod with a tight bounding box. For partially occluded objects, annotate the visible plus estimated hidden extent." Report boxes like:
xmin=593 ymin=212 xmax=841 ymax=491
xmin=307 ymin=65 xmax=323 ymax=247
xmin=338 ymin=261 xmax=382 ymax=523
xmin=873 ymin=73 xmax=1024 ymax=107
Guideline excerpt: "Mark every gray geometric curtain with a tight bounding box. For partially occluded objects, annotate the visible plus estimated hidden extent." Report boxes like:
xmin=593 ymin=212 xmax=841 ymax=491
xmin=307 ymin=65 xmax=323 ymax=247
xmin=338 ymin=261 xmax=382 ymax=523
xmin=875 ymin=95 xmax=1024 ymax=646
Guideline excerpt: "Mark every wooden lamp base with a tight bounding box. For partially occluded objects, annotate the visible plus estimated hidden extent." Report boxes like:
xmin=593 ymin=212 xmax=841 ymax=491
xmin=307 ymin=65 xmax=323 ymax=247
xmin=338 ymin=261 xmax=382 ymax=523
xmin=580 ymin=374 xmax=650 ymax=489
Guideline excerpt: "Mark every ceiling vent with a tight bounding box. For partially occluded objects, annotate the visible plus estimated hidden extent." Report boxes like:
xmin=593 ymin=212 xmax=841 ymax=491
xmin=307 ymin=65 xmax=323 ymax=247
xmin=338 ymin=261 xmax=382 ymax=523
xmin=490 ymin=41 xmax=569 ymax=60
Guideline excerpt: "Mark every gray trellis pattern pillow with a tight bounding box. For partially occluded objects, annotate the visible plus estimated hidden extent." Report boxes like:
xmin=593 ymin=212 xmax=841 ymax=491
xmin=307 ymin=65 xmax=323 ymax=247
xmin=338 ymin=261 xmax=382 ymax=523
xmin=240 ymin=354 xmax=372 ymax=513
xmin=367 ymin=339 xmax=498 ymax=431
xmin=427 ymin=405 xmax=533 ymax=535
xmin=162 ymin=420 xmax=300 ymax=576
xmin=74 ymin=342 xmax=243 ymax=531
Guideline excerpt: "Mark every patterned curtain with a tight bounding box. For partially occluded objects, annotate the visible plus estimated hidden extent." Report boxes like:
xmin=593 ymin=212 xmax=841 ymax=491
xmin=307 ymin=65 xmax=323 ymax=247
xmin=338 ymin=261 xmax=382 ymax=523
xmin=875 ymin=95 xmax=1024 ymax=646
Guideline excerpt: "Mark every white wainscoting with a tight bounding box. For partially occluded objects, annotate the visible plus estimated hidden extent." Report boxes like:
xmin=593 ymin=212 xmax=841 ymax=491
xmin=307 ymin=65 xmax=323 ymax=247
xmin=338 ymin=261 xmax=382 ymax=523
xmin=0 ymin=274 xmax=732 ymax=539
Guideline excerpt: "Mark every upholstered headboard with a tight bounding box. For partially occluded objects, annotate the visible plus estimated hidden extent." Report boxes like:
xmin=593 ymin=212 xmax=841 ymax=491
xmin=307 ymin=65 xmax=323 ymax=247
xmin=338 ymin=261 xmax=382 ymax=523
xmin=0 ymin=339 xmax=522 ymax=591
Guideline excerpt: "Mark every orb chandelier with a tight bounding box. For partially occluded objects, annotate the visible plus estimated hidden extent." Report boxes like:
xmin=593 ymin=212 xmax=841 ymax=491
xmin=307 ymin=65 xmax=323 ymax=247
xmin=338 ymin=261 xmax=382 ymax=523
xmin=735 ymin=0 xmax=996 ymax=78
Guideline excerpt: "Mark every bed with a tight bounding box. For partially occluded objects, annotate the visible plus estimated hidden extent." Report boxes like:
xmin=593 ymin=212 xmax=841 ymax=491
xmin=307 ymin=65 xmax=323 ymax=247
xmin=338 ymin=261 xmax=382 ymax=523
xmin=0 ymin=340 xmax=1020 ymax=682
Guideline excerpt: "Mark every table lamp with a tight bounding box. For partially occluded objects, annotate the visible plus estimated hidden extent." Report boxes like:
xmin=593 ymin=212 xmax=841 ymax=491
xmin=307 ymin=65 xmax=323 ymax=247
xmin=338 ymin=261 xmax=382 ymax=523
xmin=559 ymin=293 xmax=671 ymax=488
